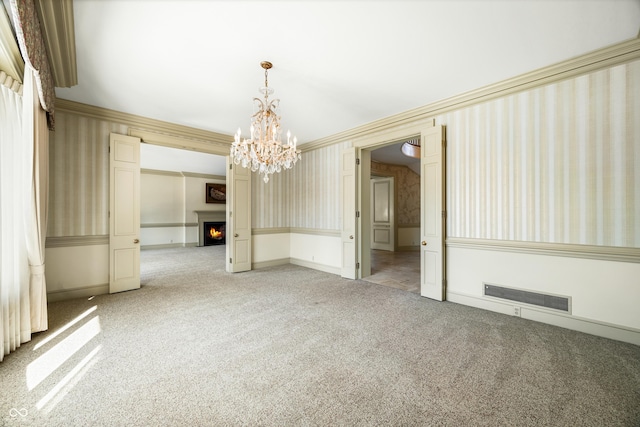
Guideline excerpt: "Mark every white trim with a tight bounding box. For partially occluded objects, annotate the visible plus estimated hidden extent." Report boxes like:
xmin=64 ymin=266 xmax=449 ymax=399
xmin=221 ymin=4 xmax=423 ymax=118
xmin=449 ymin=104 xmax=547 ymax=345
xmin=290 ymin=257 xmax=341 ymax=276
xmin=47 ymin=284 xmax=108 ymax=302
xmin=447 ymin=290 xmax=640 ymax=346
xmin=447 ymin=237 xmax=640 ymax=263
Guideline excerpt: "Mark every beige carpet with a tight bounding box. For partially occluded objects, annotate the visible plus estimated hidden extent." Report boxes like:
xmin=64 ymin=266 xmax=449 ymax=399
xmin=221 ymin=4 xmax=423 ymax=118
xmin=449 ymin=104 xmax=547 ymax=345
xmin=1 ymin=246 xmax=639 ymax=426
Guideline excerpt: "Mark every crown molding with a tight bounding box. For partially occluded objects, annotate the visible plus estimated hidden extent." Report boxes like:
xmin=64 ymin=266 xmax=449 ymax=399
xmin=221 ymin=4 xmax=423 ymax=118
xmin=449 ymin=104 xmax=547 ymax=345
xmin=55 ymin=98 xmax=233 ymax=153
xmin=301 ymin=36 xmax=640 ymax=153
xmin=34 ymin=0 xmax=76 ymax=87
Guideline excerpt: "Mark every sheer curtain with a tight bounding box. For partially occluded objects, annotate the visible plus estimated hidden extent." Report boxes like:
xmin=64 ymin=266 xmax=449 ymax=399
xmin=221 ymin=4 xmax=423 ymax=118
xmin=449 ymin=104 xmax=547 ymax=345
xmin=0 ymin=71 xmax=30 ymax=361
xmin=0 ymin=66 xmax=47 ymax=361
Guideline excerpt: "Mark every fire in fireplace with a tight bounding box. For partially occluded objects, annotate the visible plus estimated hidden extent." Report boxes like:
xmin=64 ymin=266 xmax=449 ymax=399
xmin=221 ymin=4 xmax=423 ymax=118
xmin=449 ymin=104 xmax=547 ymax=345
xmin=203 ymin=222 xmax=226 ymax=246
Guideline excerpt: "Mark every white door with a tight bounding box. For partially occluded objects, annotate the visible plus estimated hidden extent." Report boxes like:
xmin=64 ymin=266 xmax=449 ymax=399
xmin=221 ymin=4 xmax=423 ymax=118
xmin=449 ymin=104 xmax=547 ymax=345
xmin=226 ymin=159 xmax=252 ymax=272
xmin=420 ymin=125 xmax=446 ymax=300
xmin=341 ymin=148 xmax=358 ymax=279
xmin=109 ymin=133 xmax=141 ymax=293
xmin=370 ymin=177 xmax=394 ymax=251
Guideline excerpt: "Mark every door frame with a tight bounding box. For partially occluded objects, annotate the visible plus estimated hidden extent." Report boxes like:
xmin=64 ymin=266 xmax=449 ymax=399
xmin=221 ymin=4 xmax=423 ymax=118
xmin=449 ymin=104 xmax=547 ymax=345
xmin=351 ymin=119 xmax=446 ymax=298
xmin=129 ymin=131 xmax=250 ymax=272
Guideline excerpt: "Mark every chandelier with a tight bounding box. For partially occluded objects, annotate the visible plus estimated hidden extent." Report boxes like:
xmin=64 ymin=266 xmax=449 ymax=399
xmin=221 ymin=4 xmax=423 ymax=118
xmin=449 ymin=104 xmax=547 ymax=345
xmin=230 ymin=61 xmax=301 ymax=183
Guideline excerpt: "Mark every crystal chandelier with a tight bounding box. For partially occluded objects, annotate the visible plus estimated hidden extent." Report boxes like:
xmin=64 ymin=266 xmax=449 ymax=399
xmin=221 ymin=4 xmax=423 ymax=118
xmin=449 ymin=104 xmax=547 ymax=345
xmin=230 ymin=61 xmax=301 ymax=183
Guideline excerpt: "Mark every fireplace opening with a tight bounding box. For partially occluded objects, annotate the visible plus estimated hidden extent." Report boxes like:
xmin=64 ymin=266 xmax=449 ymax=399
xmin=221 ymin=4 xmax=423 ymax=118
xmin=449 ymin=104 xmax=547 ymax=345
xmin=203 ymin=222 xmax=226 ymax=246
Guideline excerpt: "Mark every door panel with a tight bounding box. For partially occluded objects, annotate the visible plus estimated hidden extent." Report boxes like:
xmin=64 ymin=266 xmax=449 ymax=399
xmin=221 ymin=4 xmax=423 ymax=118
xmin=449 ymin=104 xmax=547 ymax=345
xmin=420 ymin=125 xmax=446 ymax=300
xmin=226 ymin=159 xmax=252 ymax=272
xmin=109 ymin=133 xmax=141 ymax=293
xmin=341 ymin=148 xmax=358 ymax=279
xmin=371 ymin=177 xmax=394 ymax=251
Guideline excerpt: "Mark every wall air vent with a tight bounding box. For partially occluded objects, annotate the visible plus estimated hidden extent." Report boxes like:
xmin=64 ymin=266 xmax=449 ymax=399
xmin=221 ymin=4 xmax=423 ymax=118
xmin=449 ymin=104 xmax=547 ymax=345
xmin=484 ymin=283 xmax=570 ymax=313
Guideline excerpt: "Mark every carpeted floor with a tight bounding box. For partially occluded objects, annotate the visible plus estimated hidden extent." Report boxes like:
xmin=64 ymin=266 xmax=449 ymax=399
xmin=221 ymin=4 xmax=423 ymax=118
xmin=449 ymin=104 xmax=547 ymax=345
xmin=1 ymin=246 xmax=639 ymax=426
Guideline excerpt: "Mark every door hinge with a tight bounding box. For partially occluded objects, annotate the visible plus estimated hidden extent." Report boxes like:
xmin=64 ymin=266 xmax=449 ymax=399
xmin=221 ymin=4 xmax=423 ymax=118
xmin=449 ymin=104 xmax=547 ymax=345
xmin=356 ymin=211 xmax=360 ymax=218
xmin=356 ymin=262 xmax=360 ymax=269
xmin=356 ymin=158 xmax=360 ymax=165
xmin=229 ymin=164 xmax=233 ymax=170
xmin=229 ymin=258 xmax=232 ymax=263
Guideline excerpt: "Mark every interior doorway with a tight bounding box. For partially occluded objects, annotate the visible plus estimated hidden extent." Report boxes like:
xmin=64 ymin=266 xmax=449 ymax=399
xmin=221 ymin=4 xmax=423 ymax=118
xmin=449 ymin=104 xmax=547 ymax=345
xmin=361 ymin=138 xmax=421 ymax=294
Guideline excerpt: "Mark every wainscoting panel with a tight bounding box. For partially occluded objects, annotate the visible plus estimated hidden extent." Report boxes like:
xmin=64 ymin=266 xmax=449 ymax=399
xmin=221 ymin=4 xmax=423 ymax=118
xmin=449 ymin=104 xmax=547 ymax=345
xmin=438 ymin=59 xmax=640 ymax=248
xmin=447 ymin=245 xmax=640 ymax=332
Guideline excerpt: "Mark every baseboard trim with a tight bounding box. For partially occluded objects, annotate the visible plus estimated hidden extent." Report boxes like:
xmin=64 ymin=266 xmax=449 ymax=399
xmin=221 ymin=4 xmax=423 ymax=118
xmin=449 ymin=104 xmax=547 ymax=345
xmin=141 ymin=243 xmax=187 ymax=250
xmin=447 ymin=290 xmax=640 ymax=346
xmin=252 ymin=258 xmax=290 ymax=269
xmin=48 ymin=283 xmax=109 ymax=302
xmin=252 ymin=227 xmax=290 ymax=235
xmin=290 ymin=257 xmax=341 ymax=275
xmin=290 ymin=228 xmax=341 ymax=237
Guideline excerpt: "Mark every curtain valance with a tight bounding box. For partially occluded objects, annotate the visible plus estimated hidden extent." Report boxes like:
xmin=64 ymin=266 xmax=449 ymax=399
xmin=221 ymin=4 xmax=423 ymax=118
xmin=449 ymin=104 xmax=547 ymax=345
xmin=9 ymin=0 xmax=55 ymax=130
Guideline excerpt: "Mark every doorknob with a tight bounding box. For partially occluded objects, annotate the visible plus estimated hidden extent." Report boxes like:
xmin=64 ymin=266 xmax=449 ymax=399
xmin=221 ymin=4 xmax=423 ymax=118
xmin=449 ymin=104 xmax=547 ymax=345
xmin=349 ymin=235 xmax=354 ymax=239
xmin=234 ymin=233 xmax=239 ymax=237
xmin=421 ymin=241 xmax=427 ymax=246
xmin=133 ymin=239 xmax=139 ymax=244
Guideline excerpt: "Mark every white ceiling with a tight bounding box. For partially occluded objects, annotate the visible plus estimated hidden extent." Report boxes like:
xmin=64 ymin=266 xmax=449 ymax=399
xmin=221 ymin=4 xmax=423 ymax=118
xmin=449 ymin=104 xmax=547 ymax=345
xmin=54 ymin=0 xmax=640 ymax=173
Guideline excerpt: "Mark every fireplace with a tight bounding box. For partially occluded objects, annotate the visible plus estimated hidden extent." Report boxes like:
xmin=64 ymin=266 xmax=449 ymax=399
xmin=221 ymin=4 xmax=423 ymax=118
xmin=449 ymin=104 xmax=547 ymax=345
xmin=203 ymin=222 xmax=226 ymax=246
xmin=195 ymin=210 xmax=226 ymax=247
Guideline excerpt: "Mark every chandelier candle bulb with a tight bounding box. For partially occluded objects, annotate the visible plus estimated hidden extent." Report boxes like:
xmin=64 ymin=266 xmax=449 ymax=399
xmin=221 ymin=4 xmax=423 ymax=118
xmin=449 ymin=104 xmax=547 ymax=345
xmin=230 ymin=61 xmax=301 ymax=183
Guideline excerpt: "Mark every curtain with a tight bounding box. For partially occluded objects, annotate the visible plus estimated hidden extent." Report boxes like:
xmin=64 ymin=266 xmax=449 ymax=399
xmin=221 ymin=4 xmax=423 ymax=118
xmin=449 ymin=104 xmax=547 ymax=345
xmin=25 ymin=66 xmax=48 ymax=333
xmin=0 ymin=71 xmax=30 ymax=361
xmin=0 ymin=66 xmax=48 ymax=361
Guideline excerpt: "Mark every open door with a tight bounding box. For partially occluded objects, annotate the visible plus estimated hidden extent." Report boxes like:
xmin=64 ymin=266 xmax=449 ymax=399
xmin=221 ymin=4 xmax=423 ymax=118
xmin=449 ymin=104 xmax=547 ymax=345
xmin=371 ymin=176 xmax=394 ymax=251
xmin=341 ymin=148 xmax=358 ymax=279
xmin=109 ymin=133 xmax=141 ymax=293
xmin=420 ymin=125 xmax=446 ymax=300
xmin=226 ymin=159 xmax=252 ymax=272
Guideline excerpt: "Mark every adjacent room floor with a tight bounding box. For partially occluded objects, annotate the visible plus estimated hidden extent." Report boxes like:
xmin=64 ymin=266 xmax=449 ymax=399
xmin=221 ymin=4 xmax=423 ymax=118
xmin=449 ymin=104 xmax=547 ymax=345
xmin=363 ymin=249 xmax=420 ymax=294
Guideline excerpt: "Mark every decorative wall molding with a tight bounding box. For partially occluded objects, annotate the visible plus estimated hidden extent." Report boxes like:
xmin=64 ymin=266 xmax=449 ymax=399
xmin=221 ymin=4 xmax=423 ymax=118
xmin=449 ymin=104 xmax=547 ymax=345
xmin=141 ymin=223 xmax=188 ymax=229
xmin=182 ymin=172 xmax=225 ymax=180
xmin=45 ymin=235 xmax=108 ymax=248
xmin=34 ymin=0 xmax=77 ymax=87
xmin=140 ymin=169 xmax=225 ymax=181
xmin=302 ymin=37 xmax=640 ymax=152
xmin=55 ymin=98 xmax=232 ymax=150
xmin=252 ymin=227 xmax=290 ymax=235
xmin=251 ymin=227 xmax=342 ymax=237
xmin=290 ymin=227 xmax=341 ymax=237
xmin=446 ymin=238 xmax=640 ymax=264
xmin=132 ymin=128 xmax=231 ymax=156
xmin=141 ymin=168 xmax=183 ymax=177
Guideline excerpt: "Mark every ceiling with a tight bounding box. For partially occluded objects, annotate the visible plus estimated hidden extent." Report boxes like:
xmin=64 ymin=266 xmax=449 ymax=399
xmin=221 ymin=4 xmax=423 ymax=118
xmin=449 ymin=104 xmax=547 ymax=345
xmin=51 ymin=1 xmax=639 ymax=173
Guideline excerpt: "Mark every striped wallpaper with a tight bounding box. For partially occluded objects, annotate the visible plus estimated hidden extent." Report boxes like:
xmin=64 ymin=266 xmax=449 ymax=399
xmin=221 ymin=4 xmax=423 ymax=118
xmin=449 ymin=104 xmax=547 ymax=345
xmin=48 ymin=111 xmax=127 ymax=237
xmin=48 ymin=57 xmax=639 ymax=251
xmin=293 ymin=141 xmax=350 ymax=230
xmin=437 ymin=60 xmax=640 ymax=247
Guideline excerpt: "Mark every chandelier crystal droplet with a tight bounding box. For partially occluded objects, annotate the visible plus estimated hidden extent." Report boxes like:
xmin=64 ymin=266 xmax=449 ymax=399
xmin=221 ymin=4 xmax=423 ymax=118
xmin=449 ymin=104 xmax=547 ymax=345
xmin=230 ymin=61 xmax=301 ymax=183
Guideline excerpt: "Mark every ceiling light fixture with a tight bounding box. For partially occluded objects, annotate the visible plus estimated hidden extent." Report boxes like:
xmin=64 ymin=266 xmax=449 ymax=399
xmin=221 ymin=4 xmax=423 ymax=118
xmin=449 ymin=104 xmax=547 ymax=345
xmin=230 ymin=61 xmax=301 ymax=183
xmin=401 ymin=137 xmax=421 ymax=159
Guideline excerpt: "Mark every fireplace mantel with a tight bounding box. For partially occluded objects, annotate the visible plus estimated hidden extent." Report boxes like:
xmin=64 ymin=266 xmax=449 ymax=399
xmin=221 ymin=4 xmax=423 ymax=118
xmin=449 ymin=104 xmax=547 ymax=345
xmin=195 ymin=210 xmax=226 ymax=246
